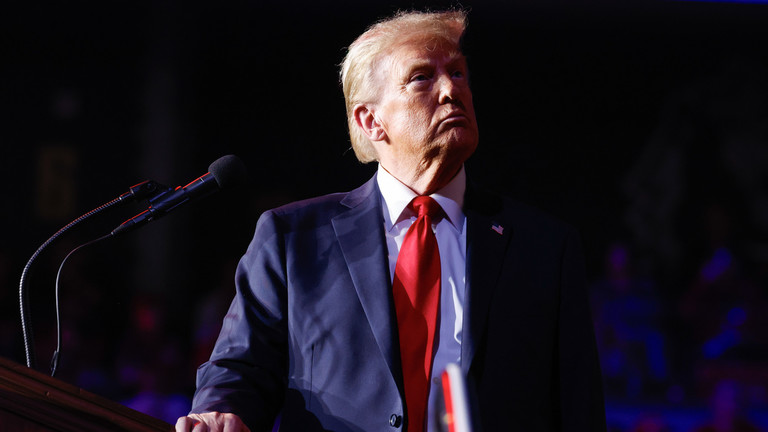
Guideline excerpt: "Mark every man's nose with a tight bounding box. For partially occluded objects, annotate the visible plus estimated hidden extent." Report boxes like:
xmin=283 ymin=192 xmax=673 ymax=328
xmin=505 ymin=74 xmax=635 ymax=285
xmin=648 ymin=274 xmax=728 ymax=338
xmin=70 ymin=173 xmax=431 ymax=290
xmin=437 ymin=74 xmax=459 ymax=104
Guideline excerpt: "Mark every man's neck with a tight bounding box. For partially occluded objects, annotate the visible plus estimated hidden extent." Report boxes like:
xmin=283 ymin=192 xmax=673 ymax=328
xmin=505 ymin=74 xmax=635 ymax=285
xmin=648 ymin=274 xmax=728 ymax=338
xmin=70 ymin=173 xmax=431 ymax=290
xmin=379 ymin=159 xmax=462 ymax=196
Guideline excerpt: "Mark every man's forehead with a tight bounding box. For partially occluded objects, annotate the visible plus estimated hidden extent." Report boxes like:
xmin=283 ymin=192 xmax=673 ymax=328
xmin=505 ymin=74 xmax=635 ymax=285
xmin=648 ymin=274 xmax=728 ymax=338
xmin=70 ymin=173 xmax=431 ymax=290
xmin=386 ymin=37 xmax=464 ymax=70
xmin=395 ymin=31 xmax=461 ymax=56
xmin=399 ymin=43 xmax=463 ymax=62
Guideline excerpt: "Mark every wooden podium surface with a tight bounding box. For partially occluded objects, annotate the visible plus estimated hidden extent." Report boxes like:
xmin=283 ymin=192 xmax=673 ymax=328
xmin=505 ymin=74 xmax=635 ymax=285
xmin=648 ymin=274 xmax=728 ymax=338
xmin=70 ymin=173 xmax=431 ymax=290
xmin=0 ymin=356 xmax=173 ymax=431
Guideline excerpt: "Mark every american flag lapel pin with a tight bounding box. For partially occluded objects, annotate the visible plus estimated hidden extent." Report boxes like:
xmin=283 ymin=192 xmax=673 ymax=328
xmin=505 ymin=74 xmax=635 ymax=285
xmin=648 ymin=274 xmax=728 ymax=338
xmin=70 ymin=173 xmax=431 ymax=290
xmin=491 ymin=223 xmax=504 ymax=235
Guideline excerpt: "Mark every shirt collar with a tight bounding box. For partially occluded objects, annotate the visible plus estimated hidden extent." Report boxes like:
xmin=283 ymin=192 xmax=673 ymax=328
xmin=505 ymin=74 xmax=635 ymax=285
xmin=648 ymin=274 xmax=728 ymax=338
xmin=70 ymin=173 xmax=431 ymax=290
xmin=376 ymin=164 xmax=466 ymax=233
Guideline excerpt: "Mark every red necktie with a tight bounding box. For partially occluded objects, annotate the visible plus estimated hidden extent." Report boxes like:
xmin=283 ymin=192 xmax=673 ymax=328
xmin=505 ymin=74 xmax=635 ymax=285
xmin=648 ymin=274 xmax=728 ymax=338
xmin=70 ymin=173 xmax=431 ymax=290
xmin=392 ymin=196 xmax=442 ymax=432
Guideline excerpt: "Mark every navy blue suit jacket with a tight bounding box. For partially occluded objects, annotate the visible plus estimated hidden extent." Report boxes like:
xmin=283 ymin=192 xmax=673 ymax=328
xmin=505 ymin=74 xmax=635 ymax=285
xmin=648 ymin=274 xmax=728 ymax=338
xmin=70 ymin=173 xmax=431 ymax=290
xmin=190 ymin=174 xmax=605 ymax=431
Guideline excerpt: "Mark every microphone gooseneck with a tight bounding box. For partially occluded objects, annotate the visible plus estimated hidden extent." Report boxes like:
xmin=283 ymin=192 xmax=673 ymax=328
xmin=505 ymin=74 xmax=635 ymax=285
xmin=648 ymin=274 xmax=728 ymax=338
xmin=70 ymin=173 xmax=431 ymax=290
xmin=19 ymin=194 xmax=135 ymax=370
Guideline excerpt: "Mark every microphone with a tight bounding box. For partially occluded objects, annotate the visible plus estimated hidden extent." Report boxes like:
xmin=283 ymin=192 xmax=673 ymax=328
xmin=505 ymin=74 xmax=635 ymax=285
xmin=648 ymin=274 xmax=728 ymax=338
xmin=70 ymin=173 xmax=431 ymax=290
xmin=434 ymin=363 xmax=474 ymax=432
xmin=111 ymin=154 xmax=247 ymax=236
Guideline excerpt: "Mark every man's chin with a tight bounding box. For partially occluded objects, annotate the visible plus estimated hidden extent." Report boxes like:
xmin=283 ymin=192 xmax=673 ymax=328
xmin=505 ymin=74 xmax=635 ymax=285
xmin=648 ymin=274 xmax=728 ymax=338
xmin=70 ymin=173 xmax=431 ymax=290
xmin=439 ymin=136 xmax=478 ymax=165
xmin=445 ymin=130 xmax=478 ymax=153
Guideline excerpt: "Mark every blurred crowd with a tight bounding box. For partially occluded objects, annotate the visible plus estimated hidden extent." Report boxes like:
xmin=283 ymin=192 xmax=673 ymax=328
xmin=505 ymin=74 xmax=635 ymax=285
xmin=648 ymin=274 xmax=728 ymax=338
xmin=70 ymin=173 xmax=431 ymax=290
xmin=594 ymin=55 xmax=768 ymax=432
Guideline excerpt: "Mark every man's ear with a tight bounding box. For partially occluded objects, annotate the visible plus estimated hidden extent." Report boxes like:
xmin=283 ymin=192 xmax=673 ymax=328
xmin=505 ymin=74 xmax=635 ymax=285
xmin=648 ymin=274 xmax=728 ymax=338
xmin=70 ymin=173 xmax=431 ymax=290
xmin=353 ymin=104 xmax=386 ymax=142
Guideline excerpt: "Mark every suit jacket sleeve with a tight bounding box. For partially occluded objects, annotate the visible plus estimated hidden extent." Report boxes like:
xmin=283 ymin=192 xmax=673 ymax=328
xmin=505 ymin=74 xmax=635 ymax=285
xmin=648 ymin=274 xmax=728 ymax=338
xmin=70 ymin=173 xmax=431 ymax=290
xmin=558 ymin=229 xmax=606 ymax=431
xmin=190 ymin=210 xmax=287 ymax=431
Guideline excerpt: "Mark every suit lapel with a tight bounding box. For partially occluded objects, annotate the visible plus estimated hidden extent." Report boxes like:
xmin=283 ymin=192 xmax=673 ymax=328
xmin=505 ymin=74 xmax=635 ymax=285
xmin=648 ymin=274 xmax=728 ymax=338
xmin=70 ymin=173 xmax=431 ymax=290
xmin=332 ymin=176 xmax=401 ymax=381
xmin=462 ymin=183 xmax=513 ymax=375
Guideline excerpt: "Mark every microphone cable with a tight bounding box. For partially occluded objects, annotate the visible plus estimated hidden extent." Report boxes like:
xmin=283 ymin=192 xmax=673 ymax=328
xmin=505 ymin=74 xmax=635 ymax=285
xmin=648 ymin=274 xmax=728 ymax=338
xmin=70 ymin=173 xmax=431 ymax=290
xmin=50 ymin=233 xmax=112 ymax=377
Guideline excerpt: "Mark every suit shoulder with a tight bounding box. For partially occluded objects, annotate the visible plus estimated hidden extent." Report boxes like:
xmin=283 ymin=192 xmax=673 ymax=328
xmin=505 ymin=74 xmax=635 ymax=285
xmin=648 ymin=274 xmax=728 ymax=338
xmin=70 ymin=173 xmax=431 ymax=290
xmin=273 ymin=192 xmax=348 ymax=215
xmin=498 ymin=195 xmax=583 ymax=259
xmin=260 ymin=192 xmax=349 ymax=229
xmin=468 ymin=183 xmax=577 ymax=238
xmin=258 ymin=176 xmax=377 ymax=229
xmin=505 ymin=197 xmax=575 ymax=234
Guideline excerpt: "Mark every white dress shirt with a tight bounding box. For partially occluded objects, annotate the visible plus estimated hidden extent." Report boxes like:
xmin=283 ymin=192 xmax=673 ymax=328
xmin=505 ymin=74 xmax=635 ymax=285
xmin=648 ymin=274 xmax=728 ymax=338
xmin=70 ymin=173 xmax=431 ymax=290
xmin=376 ymin=164 xmax=467 ymax=432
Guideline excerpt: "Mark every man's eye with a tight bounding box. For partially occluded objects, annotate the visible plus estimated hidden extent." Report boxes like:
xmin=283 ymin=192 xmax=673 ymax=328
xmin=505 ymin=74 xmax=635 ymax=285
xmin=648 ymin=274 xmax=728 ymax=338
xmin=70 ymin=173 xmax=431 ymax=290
xmin=452 ymin=71 xmax=465 ymax=79
xmin=411 ymin=74 xmax=430 ymax=82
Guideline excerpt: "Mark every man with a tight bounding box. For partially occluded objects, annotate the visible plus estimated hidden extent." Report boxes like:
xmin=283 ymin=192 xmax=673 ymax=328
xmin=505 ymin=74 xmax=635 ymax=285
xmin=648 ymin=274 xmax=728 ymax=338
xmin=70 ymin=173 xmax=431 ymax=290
xmin=177 ymin=10 xmax=605 ymax=432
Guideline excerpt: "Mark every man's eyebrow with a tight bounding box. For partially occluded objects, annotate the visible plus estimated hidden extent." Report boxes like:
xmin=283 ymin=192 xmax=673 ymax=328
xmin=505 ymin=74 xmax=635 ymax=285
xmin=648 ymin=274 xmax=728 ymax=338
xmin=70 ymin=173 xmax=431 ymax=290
xmin=402 ymin=53 xmax=465 ymax=75
xmin=394 ymin=59 xmax=432 ymax=84
xmin=404 ymin=60 xmax=434 ymax=74
xmin=445 ymin=53 xmax=466 ymax=66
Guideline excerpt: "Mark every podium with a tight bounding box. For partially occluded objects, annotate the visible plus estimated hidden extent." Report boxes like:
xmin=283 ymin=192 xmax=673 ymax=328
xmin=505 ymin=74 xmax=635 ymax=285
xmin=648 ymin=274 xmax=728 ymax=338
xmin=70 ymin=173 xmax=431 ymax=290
xmin=0 ymin=356 xmax=172 ymax=431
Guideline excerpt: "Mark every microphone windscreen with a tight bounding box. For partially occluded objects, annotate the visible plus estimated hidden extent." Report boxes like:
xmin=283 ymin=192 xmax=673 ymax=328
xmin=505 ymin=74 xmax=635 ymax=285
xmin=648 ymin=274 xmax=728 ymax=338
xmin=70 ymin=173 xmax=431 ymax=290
xmin=209 ymin=155 xmax=248 ymax=189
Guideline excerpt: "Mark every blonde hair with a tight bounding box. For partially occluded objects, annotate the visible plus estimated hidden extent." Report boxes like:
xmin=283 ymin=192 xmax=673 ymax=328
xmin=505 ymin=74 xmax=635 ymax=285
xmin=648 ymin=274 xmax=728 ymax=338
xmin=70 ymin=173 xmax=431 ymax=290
xmin=340 ymin=10 xmax=468 ymax=163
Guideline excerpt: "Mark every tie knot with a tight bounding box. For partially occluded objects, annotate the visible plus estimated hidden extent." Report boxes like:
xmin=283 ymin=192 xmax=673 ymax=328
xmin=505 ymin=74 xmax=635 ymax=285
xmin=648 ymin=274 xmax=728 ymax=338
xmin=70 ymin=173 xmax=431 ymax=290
xmin=411 ymin=196 xmax=441 ymax=220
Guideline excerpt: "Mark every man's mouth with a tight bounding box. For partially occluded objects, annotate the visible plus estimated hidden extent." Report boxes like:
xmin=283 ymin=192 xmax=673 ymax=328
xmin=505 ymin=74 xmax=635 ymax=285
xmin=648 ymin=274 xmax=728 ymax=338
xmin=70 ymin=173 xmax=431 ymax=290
xmin=439 ymin=112 xmax=469 ymax=129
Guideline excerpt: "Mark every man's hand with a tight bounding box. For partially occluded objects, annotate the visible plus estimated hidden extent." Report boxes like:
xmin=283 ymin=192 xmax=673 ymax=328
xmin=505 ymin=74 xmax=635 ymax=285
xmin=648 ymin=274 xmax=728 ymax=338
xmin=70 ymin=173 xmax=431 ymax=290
xmin=175 ymin=412 xmax=250 ymax=432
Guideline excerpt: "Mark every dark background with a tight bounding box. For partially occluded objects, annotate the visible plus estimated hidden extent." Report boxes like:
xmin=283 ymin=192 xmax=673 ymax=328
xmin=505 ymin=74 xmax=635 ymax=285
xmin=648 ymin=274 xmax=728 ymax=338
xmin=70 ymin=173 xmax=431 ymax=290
xmin=2 ymin=1 xmax=768 ymax=430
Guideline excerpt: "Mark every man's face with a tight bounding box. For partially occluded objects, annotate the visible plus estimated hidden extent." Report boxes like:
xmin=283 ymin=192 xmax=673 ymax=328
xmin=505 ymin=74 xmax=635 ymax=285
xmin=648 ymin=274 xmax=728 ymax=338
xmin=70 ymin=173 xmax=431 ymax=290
xmin=371 ymin=34 xmax=479 ymax=168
